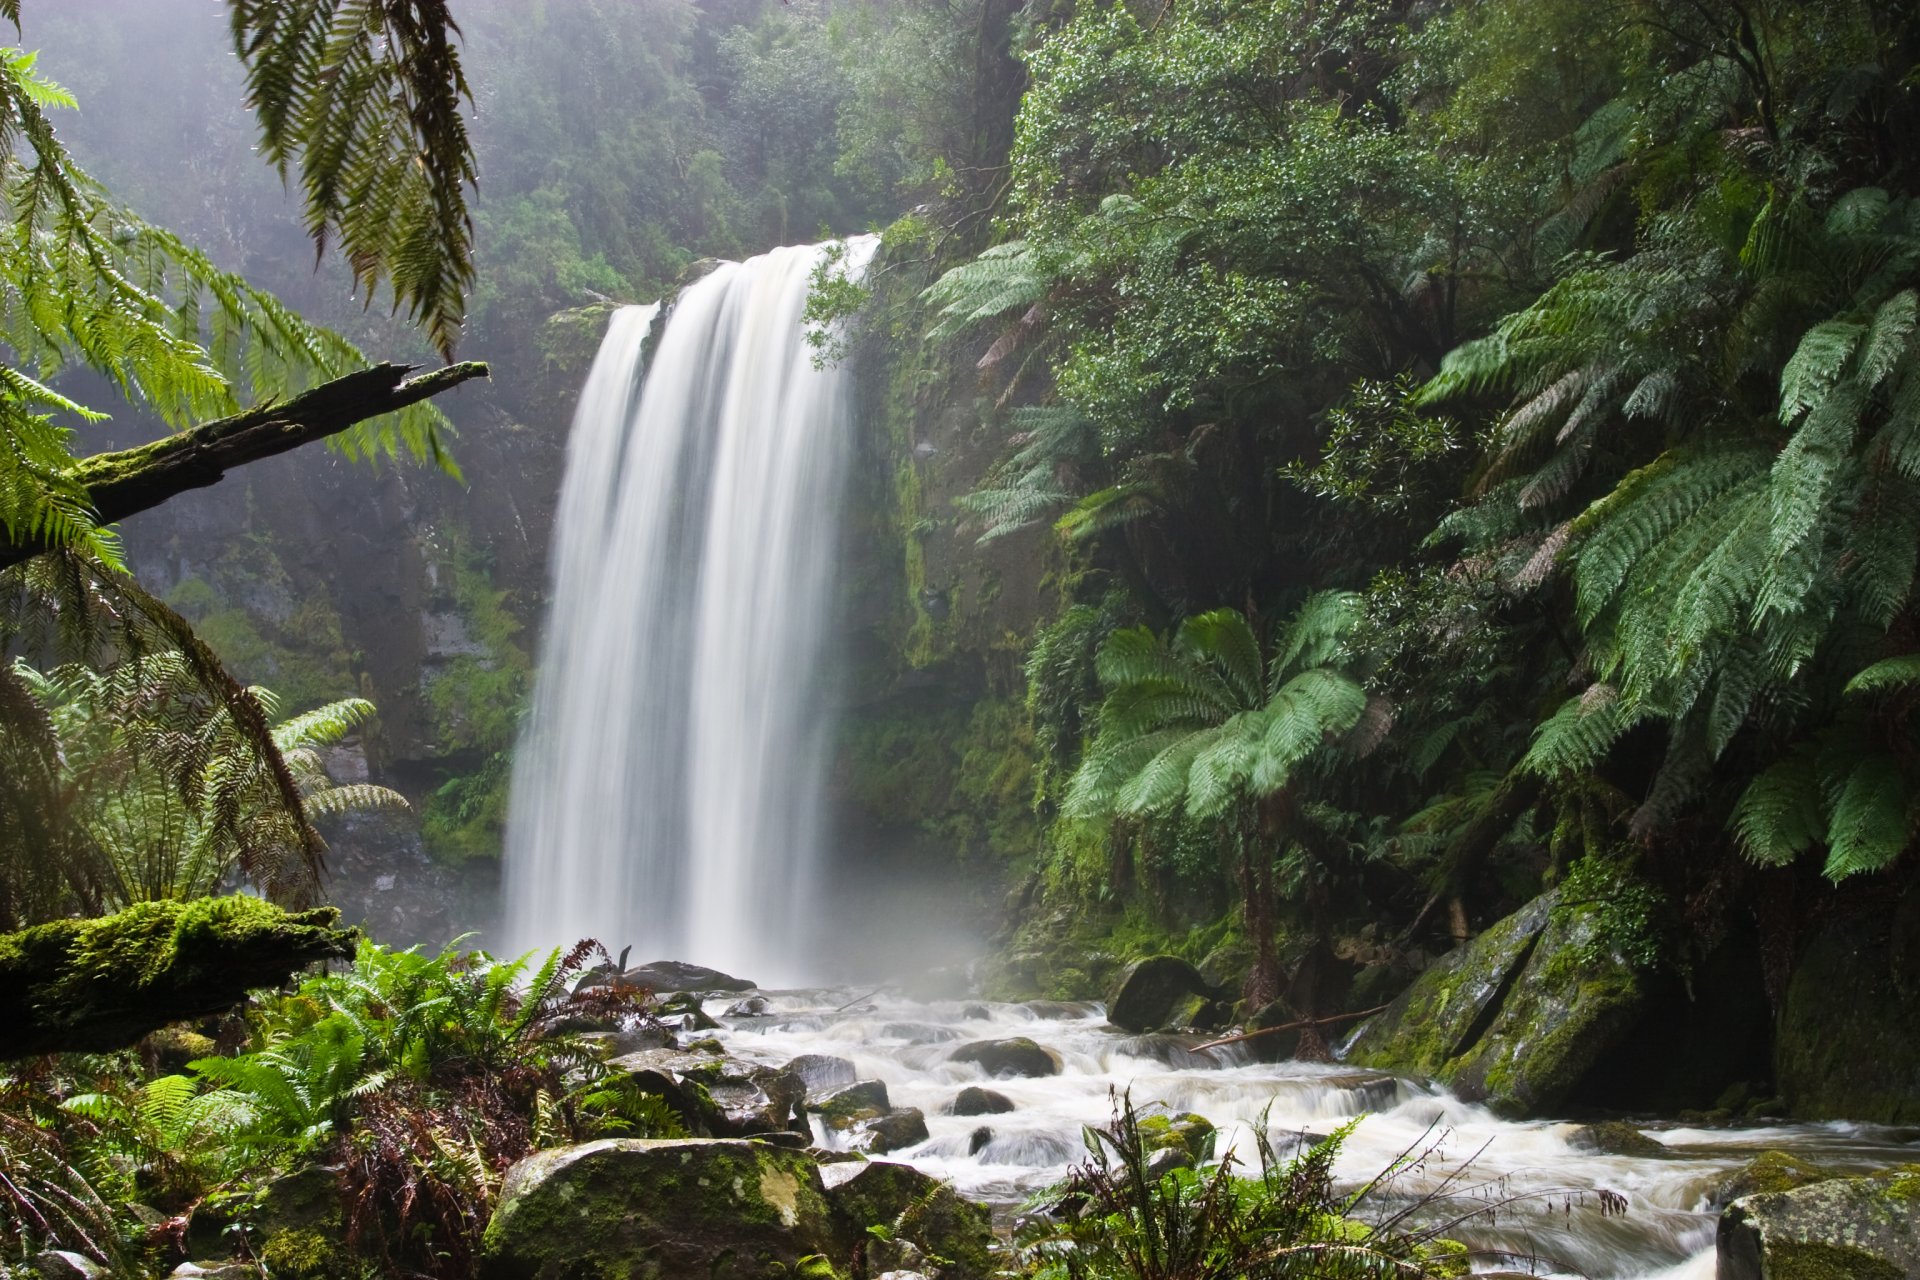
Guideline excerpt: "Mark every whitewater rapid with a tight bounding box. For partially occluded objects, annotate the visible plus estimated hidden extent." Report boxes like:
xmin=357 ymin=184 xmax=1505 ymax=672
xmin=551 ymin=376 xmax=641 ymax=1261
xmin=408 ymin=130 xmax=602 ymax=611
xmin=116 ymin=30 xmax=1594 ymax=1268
xmin=702 ymin=988 xmax=1916 ymax=1279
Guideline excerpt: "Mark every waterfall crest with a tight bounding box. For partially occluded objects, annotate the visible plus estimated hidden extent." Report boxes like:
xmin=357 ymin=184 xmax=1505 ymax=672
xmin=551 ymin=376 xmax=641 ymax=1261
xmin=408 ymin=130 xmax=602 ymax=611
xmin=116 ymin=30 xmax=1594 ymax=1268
xmin=503 ymin=238 xmax=875 ymax=981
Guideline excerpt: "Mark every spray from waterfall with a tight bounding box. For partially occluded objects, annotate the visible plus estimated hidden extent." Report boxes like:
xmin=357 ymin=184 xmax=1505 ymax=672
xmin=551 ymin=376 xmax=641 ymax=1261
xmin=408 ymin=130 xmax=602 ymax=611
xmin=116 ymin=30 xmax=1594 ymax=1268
xmin=502 ymin=238 xmax=877 ymax=983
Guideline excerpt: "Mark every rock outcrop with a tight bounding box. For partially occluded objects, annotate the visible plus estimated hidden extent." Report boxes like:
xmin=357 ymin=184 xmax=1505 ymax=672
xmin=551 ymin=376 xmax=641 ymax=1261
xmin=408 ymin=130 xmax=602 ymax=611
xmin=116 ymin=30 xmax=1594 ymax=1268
xmin=1717 ymin=1166 xmax=1920 ymax=1280
xmin=1774 ymin=887 xmax=1920 ymax=1123
xmin=828 ymin=1161 xmax=994 ymax=1280
xmin=480 ymin=1139 xmax=841 ymax=1280
xmin=1106 ymin=955 xmax=1218 ymax=1033
xmin=1343 ymin=889 xmax=1650 ymax=1118
xmin=949 ymin=1037 xmax=1060 ymax=1078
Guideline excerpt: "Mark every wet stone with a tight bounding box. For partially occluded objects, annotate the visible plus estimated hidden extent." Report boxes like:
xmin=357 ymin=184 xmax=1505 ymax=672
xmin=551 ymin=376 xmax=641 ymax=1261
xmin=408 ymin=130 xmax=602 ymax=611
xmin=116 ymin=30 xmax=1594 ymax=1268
xmin=948 ymin=1086 xmax=1016 ymax=1116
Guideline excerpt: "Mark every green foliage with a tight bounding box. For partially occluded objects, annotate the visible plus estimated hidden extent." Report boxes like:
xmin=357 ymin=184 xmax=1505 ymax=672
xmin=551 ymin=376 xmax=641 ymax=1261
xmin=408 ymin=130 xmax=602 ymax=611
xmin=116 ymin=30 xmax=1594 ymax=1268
xmin=225 ymin=0 xmax=477 ymax=358
xmin=1067 ymin=597 xmax=1367 ymax=824
xmin=1015 ymin=1096 xmax=1459 ymax=1280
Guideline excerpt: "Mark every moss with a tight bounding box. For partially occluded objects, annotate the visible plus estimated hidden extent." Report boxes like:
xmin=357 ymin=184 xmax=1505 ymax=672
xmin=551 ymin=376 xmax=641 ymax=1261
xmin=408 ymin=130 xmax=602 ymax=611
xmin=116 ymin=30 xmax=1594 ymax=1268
xmin=1766 ymin=1241 xmax=1904 ymax=1280
xmin=1716 ymin=1151 xmax=1835 ymax=1202
xmin=0 ymin=898 xmax=355 ymax=1056
xmin=1134 ymin=1113 xmax=1215 ymax=1160
xmin=259 ymin=1227 xmax=356 ymax=1280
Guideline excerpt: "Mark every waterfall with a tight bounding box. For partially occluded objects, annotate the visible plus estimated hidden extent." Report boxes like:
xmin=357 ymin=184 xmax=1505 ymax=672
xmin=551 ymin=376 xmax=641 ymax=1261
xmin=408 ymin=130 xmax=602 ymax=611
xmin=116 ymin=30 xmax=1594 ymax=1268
xmin=502 ymin=237 xmax=876 ymax=982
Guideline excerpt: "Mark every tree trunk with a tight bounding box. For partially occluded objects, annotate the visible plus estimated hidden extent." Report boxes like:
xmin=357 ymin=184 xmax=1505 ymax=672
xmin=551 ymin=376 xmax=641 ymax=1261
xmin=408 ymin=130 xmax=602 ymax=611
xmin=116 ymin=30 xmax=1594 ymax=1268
xmin=0 ymin=361 xmax=489 ymax=571
xmin=0 ymin=898 xmax=355 ymax=1058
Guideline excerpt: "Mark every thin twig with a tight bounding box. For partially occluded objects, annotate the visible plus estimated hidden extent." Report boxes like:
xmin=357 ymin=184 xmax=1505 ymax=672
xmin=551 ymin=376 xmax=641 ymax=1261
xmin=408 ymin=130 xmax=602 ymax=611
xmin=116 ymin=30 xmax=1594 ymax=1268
xmin=1191 ymin=1003 xmax=1391 ymax=1053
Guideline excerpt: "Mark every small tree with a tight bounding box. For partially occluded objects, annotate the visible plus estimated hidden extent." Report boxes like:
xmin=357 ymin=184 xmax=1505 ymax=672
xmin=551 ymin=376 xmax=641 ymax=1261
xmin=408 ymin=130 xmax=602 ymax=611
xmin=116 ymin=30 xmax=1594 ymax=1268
xmin=1065 ymin=593 xmax=1369 ymax=1020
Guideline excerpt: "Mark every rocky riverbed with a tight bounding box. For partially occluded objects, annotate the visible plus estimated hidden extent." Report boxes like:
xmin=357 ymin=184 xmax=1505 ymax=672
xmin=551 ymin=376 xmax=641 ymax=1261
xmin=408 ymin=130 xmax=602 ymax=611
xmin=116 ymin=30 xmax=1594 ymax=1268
xmin=629 ymin=982 xmax=1918 ymax=1279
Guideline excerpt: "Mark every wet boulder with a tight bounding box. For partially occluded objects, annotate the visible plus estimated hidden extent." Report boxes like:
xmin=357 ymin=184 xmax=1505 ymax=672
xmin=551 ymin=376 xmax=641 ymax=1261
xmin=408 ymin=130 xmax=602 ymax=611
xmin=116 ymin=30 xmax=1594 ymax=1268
xmin=1345 ymin=890 xmax=1651 ymax=1118
xmin=947 ymin=1086 xmax=1015 ymax=1116
xmin=1134 ymin=1112 xmax=1215 ymax=1162
xmin=622 ymin=960 xmax=756 ymax=993
xmin=479 ymin=1138 xmax=840 ymax=1280
xmin=815 ymin=1080 xmax=892 ymax=1132
xmin=787 ymin=1054 xmax=859 ymax=1098
xmin=609 ymin=1047 xmax=804 ymax=1137
xmin=1709 ymin=1150 xmax=1835 ymax=1209
xmin=1567 ymin=1122 xmax=1668 ymax=1160
xmin=854 ymin=1108 xmax=930 ymax=1155
xmin=828 ymin=1161 xmax=995 ymax=1280
xmin=1106 ymin=956 xmax=1215 ymax=1033
xmin=1344 ymin=892 xmax=1558 ymax=1080
xmin=1717 ymin=1166 xmax=1920 ymax=1280
xmin=950 ymin=1037 xmax=1060 ymax=1078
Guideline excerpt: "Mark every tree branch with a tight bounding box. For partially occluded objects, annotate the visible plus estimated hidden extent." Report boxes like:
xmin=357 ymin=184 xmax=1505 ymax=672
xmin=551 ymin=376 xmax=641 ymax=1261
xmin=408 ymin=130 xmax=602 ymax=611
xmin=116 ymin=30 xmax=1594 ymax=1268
xmin=0 ymin=360 xmax=490 ymax=572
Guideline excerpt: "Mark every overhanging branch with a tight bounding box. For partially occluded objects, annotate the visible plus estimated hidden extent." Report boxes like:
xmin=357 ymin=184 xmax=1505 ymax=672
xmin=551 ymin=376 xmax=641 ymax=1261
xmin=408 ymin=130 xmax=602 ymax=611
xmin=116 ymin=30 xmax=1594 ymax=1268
xmin=0 ymin=360 xmax=490 ymax=571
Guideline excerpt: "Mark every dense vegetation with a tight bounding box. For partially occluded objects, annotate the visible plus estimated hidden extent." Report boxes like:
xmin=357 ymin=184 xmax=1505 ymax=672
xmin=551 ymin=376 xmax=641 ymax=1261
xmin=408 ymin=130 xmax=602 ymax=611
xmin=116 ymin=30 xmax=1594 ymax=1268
xmin=3 ymin=0 xmax=1919 ymax=1274
xmin=880 ymin=0 xmax=1920 ymax=1017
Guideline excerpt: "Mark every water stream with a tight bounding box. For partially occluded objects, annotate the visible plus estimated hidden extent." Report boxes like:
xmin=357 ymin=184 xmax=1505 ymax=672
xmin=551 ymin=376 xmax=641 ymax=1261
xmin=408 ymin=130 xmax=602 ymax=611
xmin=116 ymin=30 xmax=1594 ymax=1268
xmin=503 ymin=239 xmax=877 ymax=978
xmin=703 ymin=988 xmax=1917 ymax=1279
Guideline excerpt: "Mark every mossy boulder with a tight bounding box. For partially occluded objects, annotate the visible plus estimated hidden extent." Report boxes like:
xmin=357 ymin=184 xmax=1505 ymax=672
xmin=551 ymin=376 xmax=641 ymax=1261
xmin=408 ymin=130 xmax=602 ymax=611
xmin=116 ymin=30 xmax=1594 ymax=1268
xmin=1717 ymin=1166 xmax=1920 ymax=1280
xmin=1774 ymin=889 xmax=1920 ymax=1123
xmin=1134 ymin=1113 xmax=1215 ymax=1161
xmin=1344 ymin=892 xmax=1557 ymax=1080
xmin=1567 ymin=1122 xmax=1667 ymax=1160
xmin=1344 ymin=890 xmax=1651 ymax=1118
xmin=479 ymin=1138 xmax=841 ymax=1280
xmin=949 ymin=1037 xmax=1060 ymax=1078
xmin=816 ymin=1080 xmax=892 ymax=1131
xmin=1106 ymin=955 xmax=1215 ymax=1033
xmin=1711 ymin=1151 xmax=1836 ymax=1209
xmin=827 ymin=1161 xmax=994 ymax=1280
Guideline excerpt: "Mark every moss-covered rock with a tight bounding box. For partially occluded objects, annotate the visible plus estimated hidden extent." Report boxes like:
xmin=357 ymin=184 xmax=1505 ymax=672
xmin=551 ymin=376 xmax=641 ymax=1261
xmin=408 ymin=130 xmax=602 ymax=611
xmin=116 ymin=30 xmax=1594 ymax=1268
xmin=1775 ymin=889 xmax=1920 ymax=1124
xmin=1342 ymin=889 xmax=1650 ymax=1118
xmin=815 ymin=1080 xmax=892 ymax=1131
xmin=1717 ymin=1165 xmax=1920 ymax=1280
xmin=479 ymin=1139 xmax=842 ymax=1280
xmin=1134 ymin=1113 xmax=1216 ymax=1161
xmin=1107 ymin=955 xmax=1216 ymax=1033
xmin=1711 ymin=1151 xmax=1836 ymax=1209
xmin=1344 ymin=892 xmax=1557 ymax=1081
xmin=827 ymin=1161 xmax=995 ymax=1280
xmin=1567 ymin=1122 xmax=1668 ymax=1160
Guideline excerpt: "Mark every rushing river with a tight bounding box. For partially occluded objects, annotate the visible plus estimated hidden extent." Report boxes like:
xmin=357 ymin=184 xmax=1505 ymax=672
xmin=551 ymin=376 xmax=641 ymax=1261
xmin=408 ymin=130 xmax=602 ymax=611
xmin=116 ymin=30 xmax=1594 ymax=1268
xmin=699 ymin=987 xmax=1918 ymax=1279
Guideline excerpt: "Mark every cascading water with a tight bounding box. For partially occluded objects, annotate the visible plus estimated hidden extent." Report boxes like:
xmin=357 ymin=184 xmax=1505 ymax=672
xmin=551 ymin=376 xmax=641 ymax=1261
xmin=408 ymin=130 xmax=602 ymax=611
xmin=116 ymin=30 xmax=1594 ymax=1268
xmin=502 ymin=238 xmax=878 ymax=982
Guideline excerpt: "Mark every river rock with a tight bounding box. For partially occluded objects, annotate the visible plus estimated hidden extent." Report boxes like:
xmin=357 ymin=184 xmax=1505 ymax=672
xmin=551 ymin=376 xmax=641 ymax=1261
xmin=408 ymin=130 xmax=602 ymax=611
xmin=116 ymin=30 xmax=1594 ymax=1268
xmin=1106 ymin=955 xmax=1216 ymax=1033
xmin=656 ymin=990 xmax=721 ymax=1030
xmin=479 ymin=1138 xmax=839 ymax=1280
xmin=787 ymin=1053 xmax=858 ymax=1097
xmin=948 ymin=1086 xmax=1015 ymax=1116
xmin=1022 ymin=1000 xmax=1095 ymax=1020
xmin=855 ymin=1107 xmax=930 ymax=1155
xmin=968 ymin=1125 xmax=993 ymax=1155
xmin=1135 ymin=1112 xmax=1215 ymax=1161
xmin=816 ymin=1080 xmax=891 ymax=1130
xmin=1717 ymin=1166 xmax=1920 ymax=1280
xmin=829 ymin=1161 xmax=995 ymax=1280
xmin=1345 ymin=890 xmax=1650 ymax=1118
xmin=724 ymin=996 xmax=771 ymax=1017
xmin=950 ymin=1036 xmax=1060 ymax=1078
xmin=32 ymin=1253 xmax=104 ymax=1280
xmin=1145 ymin=1146 xmax=1193 ymax=1178
xmin=609 ymin=1048 xmax=804 ymax=1137
xmin=621 ymin=960 xmax=756 ymax=993
xmin=1709 ymin=1150 xmax=1835 ymax=1208
xmin=1567 ymin=1122 xmax=1667 ymax=1159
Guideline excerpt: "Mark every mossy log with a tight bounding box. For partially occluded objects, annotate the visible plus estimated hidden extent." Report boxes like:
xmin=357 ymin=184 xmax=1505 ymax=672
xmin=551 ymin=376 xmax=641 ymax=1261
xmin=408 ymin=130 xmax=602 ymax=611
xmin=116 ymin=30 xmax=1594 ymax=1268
xmin=0 ymin=897 xmax=356 ymax=1058
xmin=0 ymin=361 xmax=489 ymax=571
